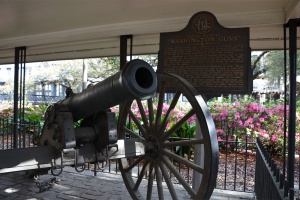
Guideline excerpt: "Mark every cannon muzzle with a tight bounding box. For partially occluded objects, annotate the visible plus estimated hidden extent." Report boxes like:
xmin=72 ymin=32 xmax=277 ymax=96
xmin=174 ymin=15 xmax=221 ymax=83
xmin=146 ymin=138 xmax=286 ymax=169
xmin=62 ymin=59 xmax=157 ymax=120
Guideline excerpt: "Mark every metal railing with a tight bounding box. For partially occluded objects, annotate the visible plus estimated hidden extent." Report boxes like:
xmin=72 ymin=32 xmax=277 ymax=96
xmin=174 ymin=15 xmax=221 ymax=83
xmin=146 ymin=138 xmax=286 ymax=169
xmin=255 ymin=138 xmax=288 ymax=200
xmin=0 ymin=118 xmax=41 ymax=149
xmin=0 ymin=118 xmax=257 ymax=192
xmin=217 ymin=138 xmax=256 ymax=192
xmin=213 ymin=119 xmax=257 ymax=192
xmin=27 ymin=95 xmax=65 ymax=104
xmin=0 ymin=94 xmax=65 ymax=104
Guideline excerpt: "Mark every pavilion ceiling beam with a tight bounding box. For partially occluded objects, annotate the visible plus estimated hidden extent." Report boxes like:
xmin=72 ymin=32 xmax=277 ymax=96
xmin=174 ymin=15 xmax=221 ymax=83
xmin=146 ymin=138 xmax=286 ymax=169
xmin=284 ymin=0 xmax=300 ymax=21
xmin=216 ymin=9 xmax=285 ymax=27
xmin=0 ymin=8 xmax=286 ymax=51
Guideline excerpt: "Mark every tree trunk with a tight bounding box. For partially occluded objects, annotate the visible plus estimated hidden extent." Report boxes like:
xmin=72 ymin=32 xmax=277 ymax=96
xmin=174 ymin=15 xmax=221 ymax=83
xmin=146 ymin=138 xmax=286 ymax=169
xmin=82 ymin=59 xmax=88 ymax=91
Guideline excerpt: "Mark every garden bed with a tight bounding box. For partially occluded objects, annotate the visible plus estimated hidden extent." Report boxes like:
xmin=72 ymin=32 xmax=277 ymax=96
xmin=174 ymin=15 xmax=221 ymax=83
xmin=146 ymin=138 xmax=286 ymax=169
xmin=217 ymin=152 xmax=256 ymax=192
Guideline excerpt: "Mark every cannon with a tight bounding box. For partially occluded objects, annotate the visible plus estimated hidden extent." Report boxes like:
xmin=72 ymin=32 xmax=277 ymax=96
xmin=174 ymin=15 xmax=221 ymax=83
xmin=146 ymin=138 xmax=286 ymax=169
xmin=38 ymin=59 xmax=157 ymax=153
xmin=0 ymin=59 xmax=218 ymax=200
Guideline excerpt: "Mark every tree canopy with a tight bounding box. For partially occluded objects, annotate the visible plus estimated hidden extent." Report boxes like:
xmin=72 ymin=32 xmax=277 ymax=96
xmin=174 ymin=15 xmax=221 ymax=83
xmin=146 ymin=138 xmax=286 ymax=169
xmin=25 ymin=58 xmax=121 ymax=93
xmin=2 ymin=52 xmax=299 ymax=96
xmin=252 ymin=50 xmax=300 ymax=88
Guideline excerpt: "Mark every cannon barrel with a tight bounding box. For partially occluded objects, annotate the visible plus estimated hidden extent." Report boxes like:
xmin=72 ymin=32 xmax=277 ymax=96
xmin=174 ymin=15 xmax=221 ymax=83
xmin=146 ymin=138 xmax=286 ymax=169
xmin=62 ymin=59 xmax=157 ymax=121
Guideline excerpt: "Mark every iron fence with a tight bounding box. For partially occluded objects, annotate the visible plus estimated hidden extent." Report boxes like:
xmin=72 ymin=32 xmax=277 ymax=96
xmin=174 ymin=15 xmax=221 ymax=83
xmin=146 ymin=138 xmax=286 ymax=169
xmin=0 ymin=94 xmax=64 ymax=104
xmin=20 ymin=121 xmax=300 ymax=197
xmin=255 ymin=137 xmax=287 ymax=200
xmin=217 ymin=139 xmax=256 ymax=192
xmin=213 ymin=120 xmax=257 ymax=192
xmin=0 ymin=118 xmax=41 ymax=149
xmin=0 ymin=118 xmax=258 ymax=192
xmin=27 ymin=95 xmax=65 ymax=104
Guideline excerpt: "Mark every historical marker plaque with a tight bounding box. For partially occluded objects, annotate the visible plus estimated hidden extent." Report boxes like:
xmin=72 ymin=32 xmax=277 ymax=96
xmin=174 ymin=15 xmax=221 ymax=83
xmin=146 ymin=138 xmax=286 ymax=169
xmin=158 ymin=11 xmax=252 ymax=94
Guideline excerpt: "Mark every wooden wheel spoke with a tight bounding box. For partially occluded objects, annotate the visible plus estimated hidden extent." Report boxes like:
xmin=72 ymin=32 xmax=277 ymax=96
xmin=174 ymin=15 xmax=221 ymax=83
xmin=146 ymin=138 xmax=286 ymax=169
xmin=161 ymin=138 xmax=203 ymax=148
xmin=161 ymin=155 xmax=197 ymax=198
xmin=127 ymin=108 xmax=147 ymax=136
xmin=147 ymin=98 xmax=154 ymax=127
xmin=155 ymin=164 xmax=164 ymax=200
xmin=124 ymin=155 xmax=146 ymax=173
xmin=146 ymin=163 xmax=155 ymax=200
xmin=155 ymin=82 xmax=166 ymax=131
xmin=158 ymin=90 xmax=181 ymax=135
xmin=134 ymin=159 xmax=150 ymax=191
xmin=161 ymin=108 xmax=196 ymax=141
xmin=158 ymin=161 xmax=179 ymax=200
xmin=136 ymin=100 xmax=149 ymax=130
xmin=122 ymin=126 xmax=145 ymax=141
xmin=161 ymin=149 xmax=204 ymax=174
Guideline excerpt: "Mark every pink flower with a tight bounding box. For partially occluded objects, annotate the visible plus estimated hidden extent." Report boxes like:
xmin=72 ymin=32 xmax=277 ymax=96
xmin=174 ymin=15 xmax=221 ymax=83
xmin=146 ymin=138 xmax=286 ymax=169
xmin=271 ymin=134 xmax=277 ymax=142
xmin=259 ymin=130 xmax=269 ymax=139
xmin=177 ymin=110 xmax=185 ymax=118
xmin=216 ymin=129 xmax=224 ymax=134
xmin=234 ymin=112 xmax=240 ymax=120
xmin=220 ymin=111 xmax=228 ymax=121
xmin=187 ymin=114 xmax=196 ymax=125
xmin=215 ymin=105 xmax=219 ymax=110
xmin=162 ymin=103 xmax=170 ymax=111
xmin=238 ymin=120 xmax=243 ymax=126
xmin=277 ymin=130 xmax=284 ymax=135
xmin=277 ymin=104 xmax=283 ymax=111
xmin=166 ymin=122 xmax=171 ymax=128
xmin=269 ymin=109 xmax=275 ymax=115
xmin=247 ymin=118 xmax=254 ymax=123
xmin=263 ymin=133 xmax=269 ymax=138
xmin=259 ymin=117 xmax=264 ymax=122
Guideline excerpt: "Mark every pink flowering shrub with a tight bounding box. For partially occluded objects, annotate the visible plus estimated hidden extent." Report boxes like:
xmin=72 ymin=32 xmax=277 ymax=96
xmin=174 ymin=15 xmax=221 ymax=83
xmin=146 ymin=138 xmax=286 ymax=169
xmin=0 ymin=103 xmax=48 ymax=136
xmin=209 ymin=98 xmax=294 ymax=158
xmin=2 ymin=97 xmax=296 ymax=158
xmin=0 ymin=104 xmax=14 ymax=119
xmin=128 ymin=100 xmax=192 ymax=131
xmin=0 ymin=103 xmax=48 ymax=123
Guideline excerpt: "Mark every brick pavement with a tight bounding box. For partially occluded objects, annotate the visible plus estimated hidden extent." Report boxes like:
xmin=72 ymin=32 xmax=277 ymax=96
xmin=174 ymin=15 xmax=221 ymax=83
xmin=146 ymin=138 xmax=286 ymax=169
xmin=0 ymin=167 xmax=254 ymax=200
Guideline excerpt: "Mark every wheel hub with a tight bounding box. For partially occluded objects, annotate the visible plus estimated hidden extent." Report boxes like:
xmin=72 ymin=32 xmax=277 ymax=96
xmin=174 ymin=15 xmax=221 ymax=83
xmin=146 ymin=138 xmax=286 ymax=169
xmin=144 ymin=137 xmax=159 ymax=159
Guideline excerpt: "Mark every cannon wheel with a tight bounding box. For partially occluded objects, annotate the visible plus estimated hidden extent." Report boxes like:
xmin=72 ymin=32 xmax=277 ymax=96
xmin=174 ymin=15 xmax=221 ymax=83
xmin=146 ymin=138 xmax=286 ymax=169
xmin=118 ymin=73 xmax=218 ymax=200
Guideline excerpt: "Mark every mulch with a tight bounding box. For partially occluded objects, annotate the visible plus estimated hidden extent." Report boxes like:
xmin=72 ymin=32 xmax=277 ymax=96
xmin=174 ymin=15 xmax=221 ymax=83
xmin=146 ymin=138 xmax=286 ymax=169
xmin=216 ymin=152 xmax=256 ymax=192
